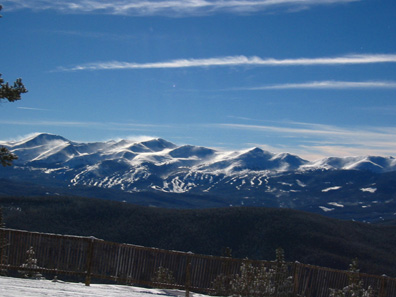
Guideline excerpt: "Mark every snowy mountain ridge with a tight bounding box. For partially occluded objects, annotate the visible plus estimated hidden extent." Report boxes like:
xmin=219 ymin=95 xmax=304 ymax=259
xmin=2 ymin=133 xmax=396 ymax=222
xmin=2 ymin=133 xmax=396 ymax=194
xmin=0 ymin=133 xmax=396 ymax=174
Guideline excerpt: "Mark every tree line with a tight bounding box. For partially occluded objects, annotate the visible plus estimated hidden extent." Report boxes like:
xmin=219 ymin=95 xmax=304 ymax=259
xmin=0 ymin=4 xmax=28 ymax=167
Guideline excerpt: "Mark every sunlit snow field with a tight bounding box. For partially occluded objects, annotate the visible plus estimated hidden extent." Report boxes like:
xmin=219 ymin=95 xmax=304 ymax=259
xmin=0 ymin=276 xmax=210 ymax=297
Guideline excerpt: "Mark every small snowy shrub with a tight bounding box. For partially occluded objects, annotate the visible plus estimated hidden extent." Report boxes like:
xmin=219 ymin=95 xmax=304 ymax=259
xmin=272 ymin=248 xmax=294 ymax=297
xmin=230 ymin=261 xmax=274 ymax=297
xmin=212 ymin=273 xmax=234 ymax=296
xmin=329 ymin=259 xmax=376 ymax=297
xmin=18 ymin=246 xmax=43 ymax=279
xmin=151 ymin=266 xmax=176 ymax=288
xmin=212 ymin=248 xmax=295 ymax=297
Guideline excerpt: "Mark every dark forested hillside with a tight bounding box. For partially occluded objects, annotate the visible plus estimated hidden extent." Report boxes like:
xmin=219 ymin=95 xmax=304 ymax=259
xmin=1 ymin=195 xmax=396 ymax=277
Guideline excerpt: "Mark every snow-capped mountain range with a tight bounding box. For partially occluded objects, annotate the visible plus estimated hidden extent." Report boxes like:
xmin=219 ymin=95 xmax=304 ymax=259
xmin=1 ymin=133 xmax=396 ymax=222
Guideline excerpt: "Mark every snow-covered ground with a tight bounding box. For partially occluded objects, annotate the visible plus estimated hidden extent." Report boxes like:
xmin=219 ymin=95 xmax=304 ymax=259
xmin=0 ymin=276 xmax=210 ymax=297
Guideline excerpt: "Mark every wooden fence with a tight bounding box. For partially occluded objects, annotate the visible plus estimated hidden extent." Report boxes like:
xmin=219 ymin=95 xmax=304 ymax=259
xmin=1 ymin=228 xmax=395 ymax=297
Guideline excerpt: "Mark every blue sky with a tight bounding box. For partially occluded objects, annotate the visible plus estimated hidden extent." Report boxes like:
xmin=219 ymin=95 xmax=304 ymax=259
xmin=1 ymin=0 xmax=396 ymax=160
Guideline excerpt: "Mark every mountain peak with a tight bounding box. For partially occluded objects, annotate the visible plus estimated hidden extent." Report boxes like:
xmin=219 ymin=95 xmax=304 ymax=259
xmin=169 ymin=144 xmax=210 ymax=157
xmin=248 ymin=147 xmax=265 ymax=153
xmin=29 ymin=132 xmax=66 ymax=140
xmin=10 ymin=133 xmax=69 ymax=149
xmin=239 ymin=147 xmax=273 ymax=158
xmin=139 ymin=138 xmax=177 ymax=152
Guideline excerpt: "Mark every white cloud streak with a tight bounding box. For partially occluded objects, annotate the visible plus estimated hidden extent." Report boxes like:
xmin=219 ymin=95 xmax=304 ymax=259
xmin=3 ymin=0 xmax=360 ymax=16
xmin=57 ymin=54 xmax=396 ymax=71
xmin=242 ymin=80 xmax=396 ymax=90
xmin=219 ymin=121 xmax=396 ymax=142
xmin=0 ymin=119 xmax=168 ymax=131
xmin=216 ymin=121 xmax=396 ymax=159
xmin=17 ymin=107 xmax=51 ymax=111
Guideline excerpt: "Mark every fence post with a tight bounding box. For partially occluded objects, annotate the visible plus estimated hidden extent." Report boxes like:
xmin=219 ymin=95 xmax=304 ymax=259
xmin=293 ymin=261 xmax=300 ymax=297
xmin=0 ymin=208 xmax=7 ymax=268
xmin=379 ymin=275 xmax=388 ymax=297
xmin=85 ymin=237 xmax=95 ymax=286
xmin=0 ymin=228 xmax=5 ymax=266
xmin=185 ymin=254 xmax=192 ymax=297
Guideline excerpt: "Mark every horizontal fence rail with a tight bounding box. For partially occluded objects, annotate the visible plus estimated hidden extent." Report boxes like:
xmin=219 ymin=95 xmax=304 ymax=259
xmin=1 ymin=228 xmax=396 ymax=297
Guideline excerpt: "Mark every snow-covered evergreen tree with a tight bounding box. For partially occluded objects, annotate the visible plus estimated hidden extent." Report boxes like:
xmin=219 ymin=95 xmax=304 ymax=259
xmin=272 ymin=248 xmax=294 ymax=297
xmin=212 ymin=272 xmax=234 ymax=296
xmin=19 ymin=246 xmax=43 ymax=279
xmin=151 ymin=266 xmax=176 ymax=288
xmin=329 ymin=259 xmax=376 ymax=297
xmin=212 ymin=248 xmax=295 ymax=297
xmin=230 ymin=261 xmax=267 ymax=297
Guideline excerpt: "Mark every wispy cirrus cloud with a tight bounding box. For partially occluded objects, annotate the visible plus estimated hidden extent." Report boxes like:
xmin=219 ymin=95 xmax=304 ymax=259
xmin=57 ymin=53 xmax=396 ymax=71
xmin=218 ymin=121 xmax=396 ymax=142
xmin=240 ymin=80 xmax=396 ymax=90
xmin=215 ymin=121 xmax=396 ymax=159
xmin=3 ymin=0 xmax=360 ymax=16
xmin=0 ymin=119 xmax=168 ymax=131
xmin=17 ymin=107 xmax=51 ymax=111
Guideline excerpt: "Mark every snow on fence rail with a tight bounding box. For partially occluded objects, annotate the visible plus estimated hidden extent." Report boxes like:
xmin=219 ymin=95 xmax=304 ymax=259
xmin=0 ymin=228 xmax=395 ymax=297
